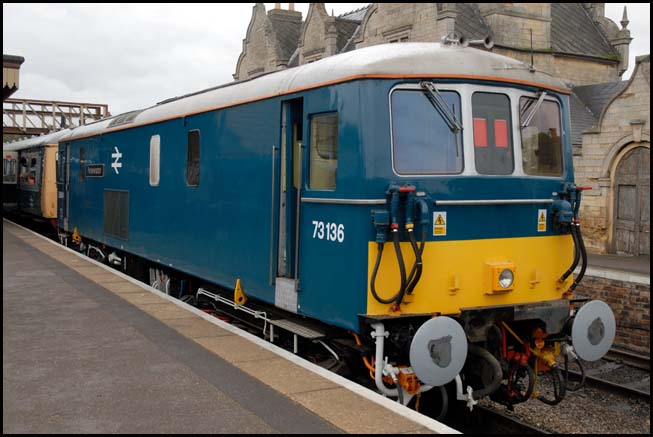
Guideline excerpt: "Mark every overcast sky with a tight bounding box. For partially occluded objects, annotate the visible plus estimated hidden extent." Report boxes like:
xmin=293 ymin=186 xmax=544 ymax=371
xmin=3 ymin=3 xmax=649 ymax=117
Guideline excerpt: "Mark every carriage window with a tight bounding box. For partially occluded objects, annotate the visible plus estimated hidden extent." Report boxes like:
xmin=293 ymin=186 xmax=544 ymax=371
xmin=28 ymin=156 xmax=39 ymax=185
xmin=3 ymin=157 xmax=17 ymax=183
xmin=520 ymin=98 xmax=563 ymax=176
xmin=19 ymin=157 xmax=28 ymax=184
xmin=391 ymin=89 xmax=462 ymax=174
xmin=149 ymin=135 xmax=160 ymax=186
xmin=472 ymin=92 xmax=514 ymax=175
xmin=186 ymin=130 xmax=200 ymax=186
xmin=18 ymin=155 xmax=39 ymax=186
xmin=309 ymin=113 xmax=338 ymax=190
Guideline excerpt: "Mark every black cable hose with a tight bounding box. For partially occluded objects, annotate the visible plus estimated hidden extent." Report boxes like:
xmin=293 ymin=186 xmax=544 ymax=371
xmin=570 ymin=223 xmax=588 ymax=291
xmin=559 ymin=224 xmax=581 ymax=282
xmin=537 ymin=366 xmax=566 ymax=405
xmin=394 ymin=228 xmax=427 ymax=305
xmin=370 ymin=231 xmax=407 ymax=304
xmin=564 ymin=353 xmax=586 ymax=392
xmin=405 ymin=229 xmax=426 ymax=295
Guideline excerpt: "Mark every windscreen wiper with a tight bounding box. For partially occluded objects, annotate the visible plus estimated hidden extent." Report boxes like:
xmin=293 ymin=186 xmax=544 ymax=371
xmin=520 ymin=91 xmax=547 ymax=128
xmin=420 ymin=81 xmax=463 ymax=133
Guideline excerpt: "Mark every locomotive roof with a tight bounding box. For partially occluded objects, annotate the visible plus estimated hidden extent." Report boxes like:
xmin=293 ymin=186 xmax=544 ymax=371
xmin=3 ymin=128 xmax=71 ymax=152
xmin=60 ymin=43 xmax=569 ymax=142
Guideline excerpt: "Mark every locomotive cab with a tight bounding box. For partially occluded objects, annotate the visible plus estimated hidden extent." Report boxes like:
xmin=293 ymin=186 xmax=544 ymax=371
xmin=362 ymin=52 xmax=616 ymax=410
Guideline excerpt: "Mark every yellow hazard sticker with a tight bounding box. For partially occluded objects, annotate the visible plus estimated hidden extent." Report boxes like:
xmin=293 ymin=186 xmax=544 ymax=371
xmin=433 ymin=212 xmax=447 ymax=236
xmin=537 ymin=209 xmax=547 ymax=232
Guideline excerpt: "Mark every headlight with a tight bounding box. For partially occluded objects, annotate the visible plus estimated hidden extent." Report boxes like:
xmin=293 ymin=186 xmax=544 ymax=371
xmin=487 ymin=263 xmax=516 ymax=293
xmin=498 ymin=269 xmax=514 ymax=288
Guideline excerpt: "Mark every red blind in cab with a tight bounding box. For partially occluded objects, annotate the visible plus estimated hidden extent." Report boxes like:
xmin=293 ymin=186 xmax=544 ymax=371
xmin=473 ymin=118 xmax=487 ymax=147
xmin=494 ymin=119 xmax=508 ymax=148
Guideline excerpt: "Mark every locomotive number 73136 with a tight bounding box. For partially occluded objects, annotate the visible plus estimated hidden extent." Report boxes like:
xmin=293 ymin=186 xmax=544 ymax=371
xmin=312 ymin=220 xmax=345 ymax=243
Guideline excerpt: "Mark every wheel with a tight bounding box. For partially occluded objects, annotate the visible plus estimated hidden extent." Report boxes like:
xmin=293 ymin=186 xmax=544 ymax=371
xmin=409 ymin=385 xmax=448 ymax=421
xmin=180 ymin=294 xmax=197 ymax=306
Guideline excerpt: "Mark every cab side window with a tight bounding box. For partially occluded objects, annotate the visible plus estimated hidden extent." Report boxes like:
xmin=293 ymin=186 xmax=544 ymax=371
xmin=309 ymin=113 xmax=338 ymax=190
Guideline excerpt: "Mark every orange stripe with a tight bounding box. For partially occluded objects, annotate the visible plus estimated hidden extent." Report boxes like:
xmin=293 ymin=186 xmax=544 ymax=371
xmin=67 ymin=73 xmax=569 ymax=142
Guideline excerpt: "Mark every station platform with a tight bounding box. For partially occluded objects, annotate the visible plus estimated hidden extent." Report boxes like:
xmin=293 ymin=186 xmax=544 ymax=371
xmin=587 ymin=253 xmax=650 ymax=276
xmin=2 ymin=220 xmax=456 ymax=434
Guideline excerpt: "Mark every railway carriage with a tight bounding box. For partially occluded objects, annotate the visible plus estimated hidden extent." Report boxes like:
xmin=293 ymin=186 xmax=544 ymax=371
xmin=3 ymin=130 xmax=68 ymax=220
xmin=39 ymin=42 xmax=616 ymax=415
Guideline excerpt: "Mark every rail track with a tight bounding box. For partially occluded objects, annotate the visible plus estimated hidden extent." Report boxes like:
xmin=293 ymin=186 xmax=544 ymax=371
xmin=445 ymin=405 xmax=549 ymax=434
xmin=605 ymin=348 xmax=650 ymax=371
xmin=569 ymin=351 xmax=651 ymax=401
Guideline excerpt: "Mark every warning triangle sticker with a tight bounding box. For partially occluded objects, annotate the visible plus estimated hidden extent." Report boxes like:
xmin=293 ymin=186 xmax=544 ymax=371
xmin=435 ymin=214 xmax=446 ymax=225
xmin=539 ymin=212 xmax=546 ymax=223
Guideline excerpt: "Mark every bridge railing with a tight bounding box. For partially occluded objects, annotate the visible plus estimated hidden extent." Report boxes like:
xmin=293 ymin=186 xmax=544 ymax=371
xmin=3 ymin=98 xmax=110 ymax=136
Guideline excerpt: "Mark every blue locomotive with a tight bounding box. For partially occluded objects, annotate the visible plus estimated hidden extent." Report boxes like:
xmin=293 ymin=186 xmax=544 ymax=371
xmin=9 ymin=42 xmax=617 ymax=416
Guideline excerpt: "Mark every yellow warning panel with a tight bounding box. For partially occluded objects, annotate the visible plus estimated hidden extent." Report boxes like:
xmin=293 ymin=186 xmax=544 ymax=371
xmin=433 ymin=212 xmax=447 ymax=236
xmin=537 ymin=209 xmax=547 ymax=232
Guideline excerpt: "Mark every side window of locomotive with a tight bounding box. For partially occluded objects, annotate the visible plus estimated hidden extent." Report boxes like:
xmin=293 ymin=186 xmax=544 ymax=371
xmin=391 ymin=89 xmax=463 ymax=174
xmin=186 ymin=130 xmax=200 ymax=187
xmin=79 ymin=147 xmax=86 ymax=182
xmin=472 ymin=92 xmax=514 ymax=175
xmin=519 ymin=98 xmax=563 ymax=176
xmin=309 ymin=113 xmax=338 ymax=190
xmin=149 ymin=135 xmax=160 ymax=186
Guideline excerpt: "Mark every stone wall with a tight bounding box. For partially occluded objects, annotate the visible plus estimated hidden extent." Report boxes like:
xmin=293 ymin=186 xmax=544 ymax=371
xmin=575 ymin=275 xmax=650 ymax=355
xmin=234 ymin=4 xmax=271 ymax=80
xmin=492 ymin=49 xmax=621 ymax=87
xmin=479 ymin=3 xmax=551 ymax=49
xmin=574 ymin=56 xmax=650 ymax=253
xmin=298 ymin=4 xmax=335 ymax=64
xmin=355 ymin=3 xmax=441 ymax=48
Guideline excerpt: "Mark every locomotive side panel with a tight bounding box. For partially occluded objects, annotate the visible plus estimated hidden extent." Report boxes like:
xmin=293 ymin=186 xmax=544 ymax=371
xmin=65 ymin=101 xmax=280 ymax=303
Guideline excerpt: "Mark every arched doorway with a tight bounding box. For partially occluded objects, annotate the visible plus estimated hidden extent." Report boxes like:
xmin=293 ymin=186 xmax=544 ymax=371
xmin=612 ymin=145 xmax=650 ymax=255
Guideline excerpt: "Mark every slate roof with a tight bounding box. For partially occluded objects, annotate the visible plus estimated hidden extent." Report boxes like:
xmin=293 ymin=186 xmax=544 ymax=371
xmin=551 ymin=3 xmax=617 ymax=58
xmin=267 ymin=12 xmax=303 ymax=61
xmin=570 ymin=80 xmax=628 ymax=144
xmin=335 ymin=18 xmax=361 ymax=52
xmin=338 ymin=6 xmax=369 ymax=22
xmin=573 ymin=81 xmax=628 ymax=118
xmin=569 ymin=92 xmax=599 ymax=145
xmin=455 ymin=3 xmax=492 ymax=41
